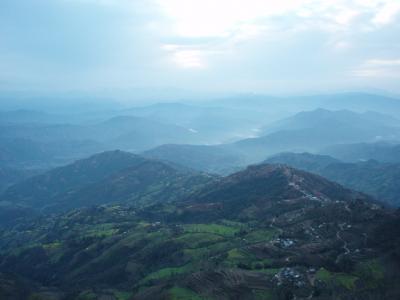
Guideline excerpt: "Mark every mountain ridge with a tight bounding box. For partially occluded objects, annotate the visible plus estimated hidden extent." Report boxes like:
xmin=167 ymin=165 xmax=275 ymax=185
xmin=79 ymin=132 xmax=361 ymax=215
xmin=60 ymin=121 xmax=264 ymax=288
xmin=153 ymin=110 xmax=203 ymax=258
xmin=1 ymin=150 xmax=215 ymax=212
xmin=265 ymin=152 xmax=400 ymax=206
xmin=1 ymin=161 xmax=399 ymax=299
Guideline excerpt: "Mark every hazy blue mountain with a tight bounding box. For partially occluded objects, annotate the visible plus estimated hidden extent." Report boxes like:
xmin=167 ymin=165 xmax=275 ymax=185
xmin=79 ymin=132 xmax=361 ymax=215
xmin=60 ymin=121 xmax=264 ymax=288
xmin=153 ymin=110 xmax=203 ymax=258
xmin=0 ymin=94 xmax=121 ymax=113
xmin=265 ymin=152 xmax=341 ymax=171
xmin=321 ymin=142 xmax=400 ymax=163
xmin=228 ymin=108 xmax=400 ymax=162
xmin=0 ymin=122 xmax=89 ymax=143
xmin=142 ymin=144 xmax=245 ymax=174
xmin=0 ymin=109 xmax=62 ymax=124
xmin=98 ymin=116 xmax=199 ymax=151
xmin=0 ymin=167 xmax=43 ymax=193
xmin=140 ymin=107 xmax=400 ymax=175
xmin=245 ymin=93 xmax=400 ymax=118
xmin=211 ymin=92 xmax=400 ymax=119
xmin=0 ymin=115 xmax=205 ymax=168
xmin=312 ymin=93 xmax=400 ymax=118
xmin=123 ymin=102 xmax=266 ymax=143
xmin=0 ymin=115 xmax=196 ymax=144
xmin=0 ymin=201 xmax=35 ymax=227
xmin=261 ymin=108 xmax=400 ymax=135
xmin=265 ymin=152 xmax=400 ymax=206
xmin=0 ymin=136 xmax=106 ymax=169
xmin=1 ymin=94 xmax=399 ymax=171
xmin=0 ymin=138 xmax=48 ymax=166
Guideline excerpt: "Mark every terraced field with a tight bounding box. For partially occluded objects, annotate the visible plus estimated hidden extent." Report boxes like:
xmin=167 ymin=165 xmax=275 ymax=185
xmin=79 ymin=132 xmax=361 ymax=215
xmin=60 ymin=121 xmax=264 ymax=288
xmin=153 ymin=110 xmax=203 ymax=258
xmin=1 ymin=164 xmax=400 ymax=299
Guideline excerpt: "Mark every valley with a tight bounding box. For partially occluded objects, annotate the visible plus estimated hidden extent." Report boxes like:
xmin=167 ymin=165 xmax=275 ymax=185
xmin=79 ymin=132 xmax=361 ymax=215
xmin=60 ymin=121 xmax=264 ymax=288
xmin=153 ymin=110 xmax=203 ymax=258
xmin=1 ymin=93 xmax=400 ymax=300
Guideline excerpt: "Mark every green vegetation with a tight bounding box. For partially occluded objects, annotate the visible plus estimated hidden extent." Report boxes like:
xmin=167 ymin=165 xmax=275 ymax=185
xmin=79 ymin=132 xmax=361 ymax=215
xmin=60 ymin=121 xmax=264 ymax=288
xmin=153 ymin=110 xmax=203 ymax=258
xmin=76 ymin=290 xmax=132 ymax=300
xmin=42 ymin=242 xmax=62 ymax=250
xmin=114 ymin=291 xmax=132 ymax=300
xmin=336 ymin=274 xmax=358 ymax=290
xmin=316 ymin=268 xmax=358 ymax=290
xmin=0 ymin=161 xmax=398 ymax=300
xmin=183 ymin=241 xmax=233 ymax=261
xmin=223 ymin=248 xmax=254 ymax=268
xmin=140 ymin=264 xmax=193 ymax=285
xmin=168 ymin=287 xmax=205 ymax=300
xmin=252 ymin=289 xmax=274 ymax=300
xmin=182 ymin=223 xmax=240 ymax=237
xmin=176 ymin=232 xmax=224 ymax=249
xmin=244 ymin=229 xmax=277 ymax=243
xmin=227 ymin=248 xmax=246 ymax=260
xmin=77 ymin=291 xmax=97 ymax=300
xmin=183 ymin=246 xmax=213 ymax=261
xmin=355 ymin=259 xmax=385 ymax=288
xmin=316 ymin=268 xmax=332 ymax=281
xmin=85 ymin=227 xmax=118 ymax=238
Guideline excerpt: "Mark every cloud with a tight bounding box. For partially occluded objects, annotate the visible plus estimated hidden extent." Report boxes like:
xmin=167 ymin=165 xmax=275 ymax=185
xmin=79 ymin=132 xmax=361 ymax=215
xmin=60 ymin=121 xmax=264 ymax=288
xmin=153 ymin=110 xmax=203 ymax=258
xmin=1 ymin=0 xmax=400 ymax=93
xmin=157 ymin=0 xmax=400 ymax=70
xmin=157 ymin=0 xmax=400 ymax=39
xmin=157 ymin=0 xmax=309 ymax=38
xmin=162 ymin=45 xmax=208 ymax=68
xmin=372 ymin=1 xmax=400 ymax=26
xmin=353 ymin=59 xmax=400 ymax=78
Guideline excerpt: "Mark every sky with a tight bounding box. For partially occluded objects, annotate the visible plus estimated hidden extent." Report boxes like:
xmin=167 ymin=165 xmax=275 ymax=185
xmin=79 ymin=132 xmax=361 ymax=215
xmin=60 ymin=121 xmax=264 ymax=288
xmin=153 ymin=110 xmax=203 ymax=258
xmin=0 ymin=0 xmax=400 ymax=96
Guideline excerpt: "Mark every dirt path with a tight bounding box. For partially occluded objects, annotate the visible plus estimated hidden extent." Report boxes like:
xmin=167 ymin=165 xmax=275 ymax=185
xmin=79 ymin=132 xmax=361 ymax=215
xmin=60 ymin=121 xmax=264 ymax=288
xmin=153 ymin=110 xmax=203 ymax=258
xmin=335 ymin=223 xmax=350 ymax=264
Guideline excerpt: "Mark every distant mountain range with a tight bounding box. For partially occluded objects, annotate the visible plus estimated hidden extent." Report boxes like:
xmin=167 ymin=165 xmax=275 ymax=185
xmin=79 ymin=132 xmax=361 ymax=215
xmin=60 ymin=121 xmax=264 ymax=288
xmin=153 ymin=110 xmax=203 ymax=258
xmin=321 ymin=141 xmax=400 ymax=163
xmin=0 ymin=109 xmax=62 ymax=124
xmin=1 ymin=92 xmax=400 ymax=170
xmin=0 ymin=115 xmax=202 ymax=169
xmin=0 ymin=115 xmax=198 ymax=149
xmin=143 ymin=108 xmax=400 ymax=174
xmin=233 ymin=109 xmax=400 ymax=160
xmin=261 ymin=108 xmax=400 ymax=135
xmin=302 ymin=93 xmax=400 ymax=118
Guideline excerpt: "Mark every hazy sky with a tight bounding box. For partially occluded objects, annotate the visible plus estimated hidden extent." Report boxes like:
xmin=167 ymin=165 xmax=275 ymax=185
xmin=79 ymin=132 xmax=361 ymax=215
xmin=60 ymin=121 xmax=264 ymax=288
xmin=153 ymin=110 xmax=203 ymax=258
xmin=1 ymin=0 xmax=400 ymax=95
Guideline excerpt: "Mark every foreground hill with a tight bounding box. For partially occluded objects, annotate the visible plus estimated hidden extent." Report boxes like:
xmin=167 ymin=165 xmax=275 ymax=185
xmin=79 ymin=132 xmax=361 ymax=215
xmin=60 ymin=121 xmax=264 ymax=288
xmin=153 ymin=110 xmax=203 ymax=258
xmin=0 ymin=164 xmax=399 ymax=299
xmin=174 ymin=164 xmax=373 ymax=221
xmin=1 ymin=150 xmax=214 ymax=212
xmin=265 ymin=152 xmax=400 ymax=206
